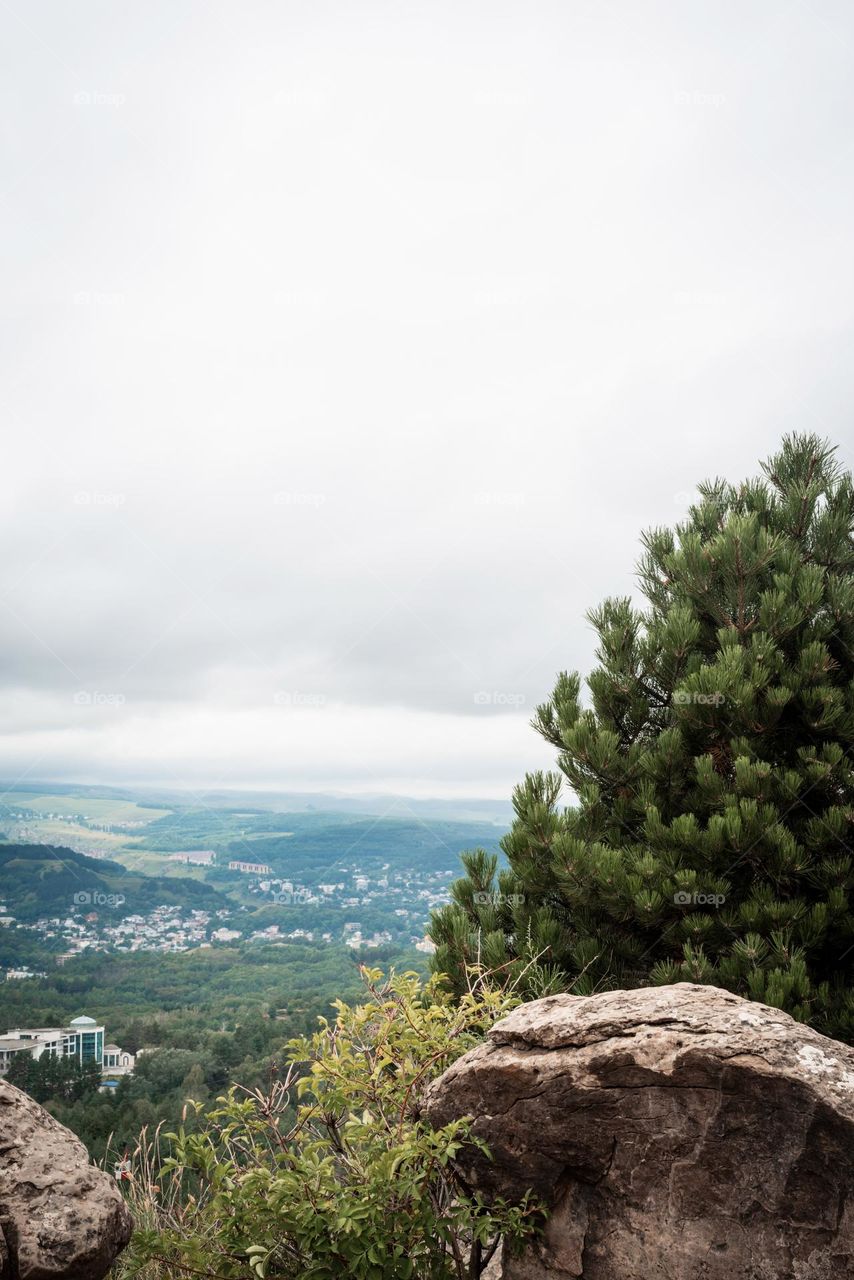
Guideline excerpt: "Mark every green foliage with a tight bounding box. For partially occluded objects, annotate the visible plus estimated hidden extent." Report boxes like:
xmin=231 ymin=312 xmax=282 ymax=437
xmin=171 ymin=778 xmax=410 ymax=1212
xmin=431 ymin=435 xmax=854 ymax=1039
xmin=0 ymin=844 xmax=225 ymax=922
xmin=0 ymin=940 xmax=425 ymax=1162
xmin=116 ymin=970 xmax=540 ymax=1280
xmin=6 ymin=1051 xmax=102 ymax=1102
xmin=137 ymin=809 xmax=504 ymax=876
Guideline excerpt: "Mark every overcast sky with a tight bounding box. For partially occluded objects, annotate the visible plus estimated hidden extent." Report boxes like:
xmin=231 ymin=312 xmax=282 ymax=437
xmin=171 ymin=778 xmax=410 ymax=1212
xmin=1 ymin=0 xmax=854 ymax=800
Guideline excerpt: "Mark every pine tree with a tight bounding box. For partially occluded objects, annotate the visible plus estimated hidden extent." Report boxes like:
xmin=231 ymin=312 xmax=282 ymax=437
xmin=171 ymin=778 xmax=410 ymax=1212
xmin=430 ymin=435 xmax=854 ymax=1040
xmin=181 ymin=1062 xmax=209 ymax=1103
xmin=80 ymin=1058 xmax=104 ymax=1098
xmin=6 ymin=1051 xmax=38 ymax=1095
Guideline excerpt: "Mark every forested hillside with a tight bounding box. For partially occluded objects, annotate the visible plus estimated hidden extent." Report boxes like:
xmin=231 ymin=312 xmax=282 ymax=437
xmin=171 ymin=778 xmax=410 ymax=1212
xmin=0 ymin=845 xmax=227 ymax=921
xmin=0 ymin=940 xmax=426 ymax=1160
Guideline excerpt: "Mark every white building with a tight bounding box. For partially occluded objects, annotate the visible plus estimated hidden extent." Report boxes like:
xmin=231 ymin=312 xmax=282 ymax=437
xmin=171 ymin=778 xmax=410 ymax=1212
xmin=102 ymin=1044 xmax=135 ymax=1075
xmin=0 ymin=1015 xmax=134 ymax=1079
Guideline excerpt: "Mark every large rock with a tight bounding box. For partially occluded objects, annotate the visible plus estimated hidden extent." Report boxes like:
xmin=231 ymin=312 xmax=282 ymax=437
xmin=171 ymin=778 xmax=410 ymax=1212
xmin=0 ymin=1079 xmax=132 ymax=1278
xmin=423 ymin=983 xmax=854 ymax=1279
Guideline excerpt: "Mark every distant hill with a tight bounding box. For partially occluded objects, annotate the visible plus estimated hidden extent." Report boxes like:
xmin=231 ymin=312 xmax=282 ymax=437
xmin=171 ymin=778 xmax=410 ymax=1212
xmin=0 ymin=844 xmax=227 ymax=921
xmin=132 ymin=808 xmax=506 ymax=875
xmin=0 ymin=779 xmax=513 ymax=824
xmin=221 ymin=816 xmax=506 ymax=876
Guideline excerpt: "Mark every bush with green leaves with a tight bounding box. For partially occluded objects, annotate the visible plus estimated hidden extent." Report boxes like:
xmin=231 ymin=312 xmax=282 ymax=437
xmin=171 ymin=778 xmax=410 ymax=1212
xmin=430 ymin=435 xmax=854 ymax=1039
xmin=116 ymin=968 xmax=540 ymax=1280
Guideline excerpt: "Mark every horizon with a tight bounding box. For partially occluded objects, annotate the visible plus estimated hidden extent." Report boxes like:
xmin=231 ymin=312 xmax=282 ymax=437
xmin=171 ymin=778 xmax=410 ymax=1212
xmin=0 ymin=774 xmax=515 ymax=817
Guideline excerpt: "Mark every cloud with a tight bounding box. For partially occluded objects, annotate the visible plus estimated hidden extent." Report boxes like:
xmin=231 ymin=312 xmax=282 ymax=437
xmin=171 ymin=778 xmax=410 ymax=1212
xmin=0 ymin=696 xmax=550 ymax=799
xmin=2 ymin=1 xmax=854 ymax=794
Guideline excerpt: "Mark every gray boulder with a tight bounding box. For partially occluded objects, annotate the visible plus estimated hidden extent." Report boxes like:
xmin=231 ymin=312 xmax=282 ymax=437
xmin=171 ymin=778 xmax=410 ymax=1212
xmin=423 ymin=983 xmax=854 ymax=1279
xmin=0 ymin=1079 xmax=132 ymax=1278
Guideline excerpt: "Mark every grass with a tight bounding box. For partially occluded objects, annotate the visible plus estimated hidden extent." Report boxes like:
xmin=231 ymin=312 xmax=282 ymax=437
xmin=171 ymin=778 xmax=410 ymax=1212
xmin=0 ymin=794 xmax=174 ymax=861
xmin=105 ymin=848 xmax=215 ymax=880
xmin=105 ymin=1121 xmax=194 ymax=1280
xmin=0 ymin=793 xmax=171 ymax=825
xmin=1 ymin=820 xmax=144 ymax=851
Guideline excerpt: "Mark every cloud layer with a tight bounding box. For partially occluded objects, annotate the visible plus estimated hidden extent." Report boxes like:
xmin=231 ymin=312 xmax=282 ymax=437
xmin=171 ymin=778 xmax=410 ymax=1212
xmin=2 ymin=1 xmax=854 ymax=796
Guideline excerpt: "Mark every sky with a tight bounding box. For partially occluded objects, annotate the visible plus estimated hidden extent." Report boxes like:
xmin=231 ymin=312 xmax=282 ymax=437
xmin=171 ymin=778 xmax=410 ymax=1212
xmin=2 ymin=0 xmax=854 ymax=801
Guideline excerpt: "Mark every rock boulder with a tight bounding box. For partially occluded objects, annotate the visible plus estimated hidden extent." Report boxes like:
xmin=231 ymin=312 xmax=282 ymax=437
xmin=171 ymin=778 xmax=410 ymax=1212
xmin=0 ymin=1079 xmax=132 ymax=1278
xmin=423 ymin=983 xmax=854 ymax=1279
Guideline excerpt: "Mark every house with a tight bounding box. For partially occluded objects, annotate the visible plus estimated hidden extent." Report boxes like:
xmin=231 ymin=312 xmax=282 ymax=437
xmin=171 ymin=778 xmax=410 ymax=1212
xmin=102 ymin=1044 xmax=135 ymax=1075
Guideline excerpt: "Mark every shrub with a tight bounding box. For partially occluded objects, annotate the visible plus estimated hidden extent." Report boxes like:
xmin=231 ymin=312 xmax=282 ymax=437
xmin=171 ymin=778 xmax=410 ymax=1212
xmin=115 ymin=968 xmax=540 ymax=1279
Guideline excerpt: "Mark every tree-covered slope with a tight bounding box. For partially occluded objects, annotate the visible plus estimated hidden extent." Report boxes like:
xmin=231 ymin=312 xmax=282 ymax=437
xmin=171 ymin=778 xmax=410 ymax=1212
xmin=0 ymin=844 xmax=227 ymax=921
